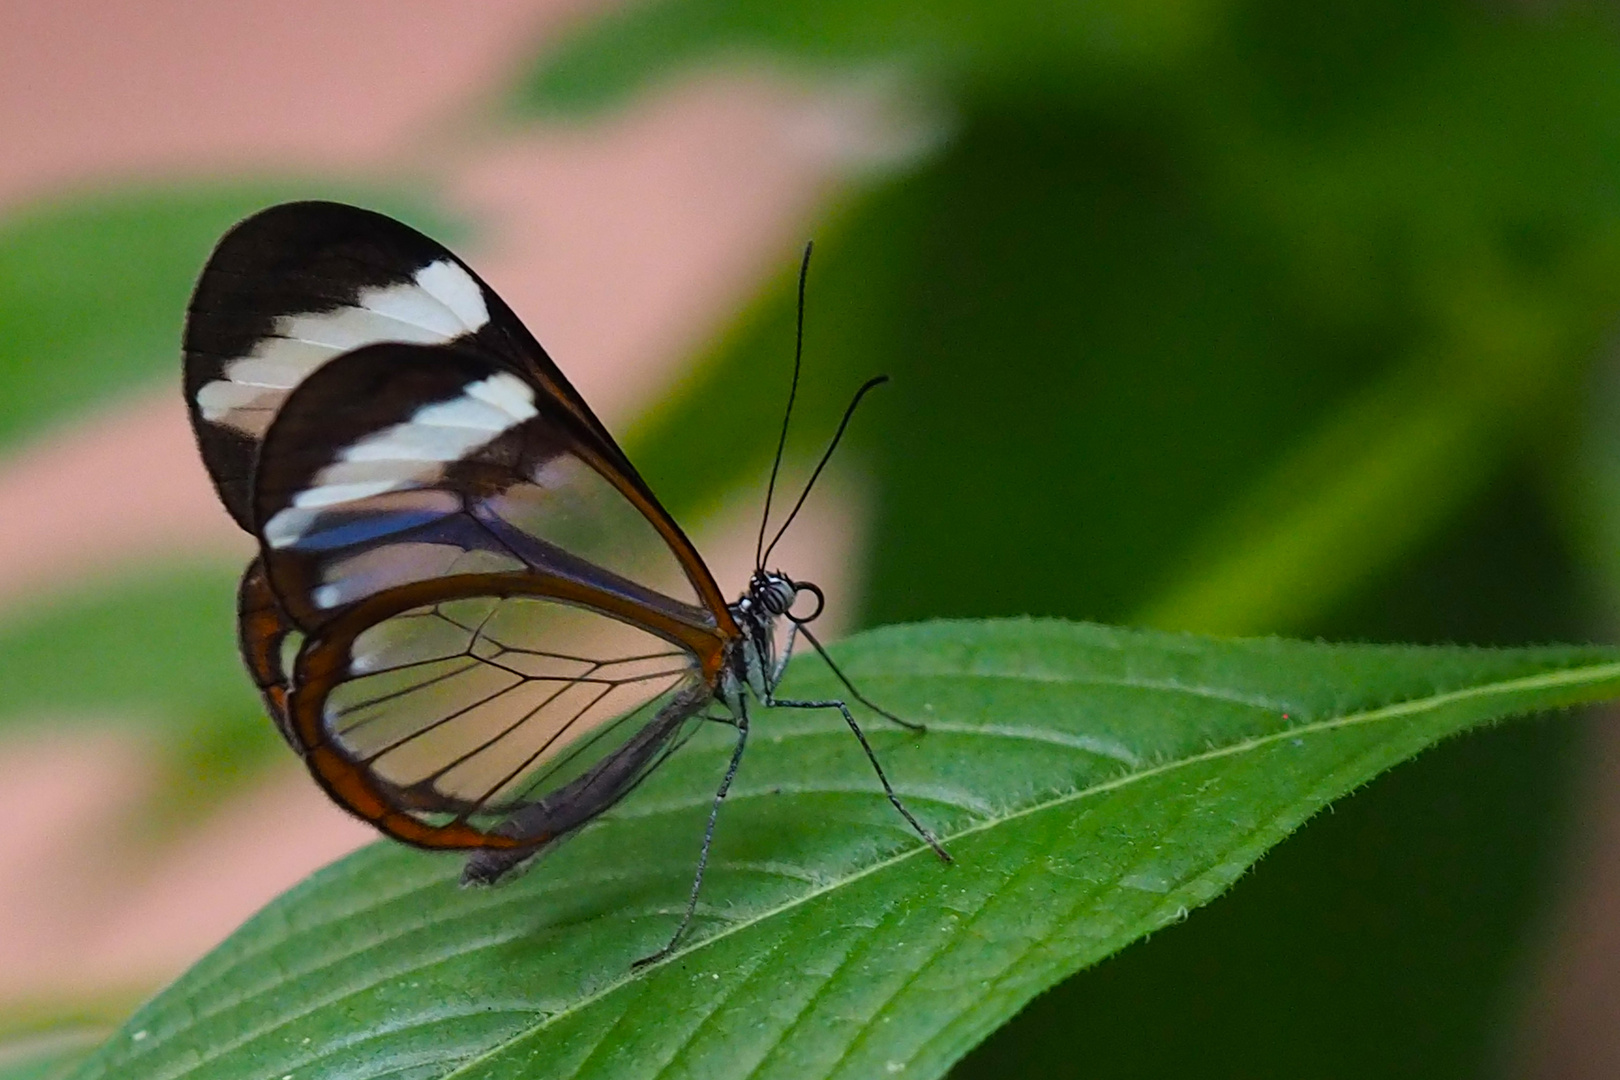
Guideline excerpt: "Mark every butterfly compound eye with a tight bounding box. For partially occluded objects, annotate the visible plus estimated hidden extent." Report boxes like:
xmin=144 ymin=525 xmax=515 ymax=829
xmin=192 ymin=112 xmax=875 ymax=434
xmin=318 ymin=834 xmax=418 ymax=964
xmin=751 ymin=572 xmax=796 ymax=615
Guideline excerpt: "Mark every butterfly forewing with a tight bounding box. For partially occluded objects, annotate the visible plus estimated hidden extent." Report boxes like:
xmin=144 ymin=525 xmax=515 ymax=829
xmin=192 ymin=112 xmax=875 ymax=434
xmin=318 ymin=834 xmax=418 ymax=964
xmin=184 ymin=202 xmax=512 ymax=531
xmin=184 ymin=201 xmax=655 ymax=535
xmin=252 ymin=342 xmax=730 ymax=849
xmin=250 ymin=342 xmax=716 ymax=635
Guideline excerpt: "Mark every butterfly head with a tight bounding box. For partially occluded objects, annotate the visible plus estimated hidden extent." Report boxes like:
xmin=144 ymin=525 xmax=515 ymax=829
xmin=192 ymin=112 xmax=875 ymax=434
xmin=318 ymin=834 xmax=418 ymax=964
xmin=726 ymin=571 xmax=823 ymax=701
xmin=749 ymin=571 xmax=796 ymax=617
xmin=747 ymin=570 xmax=823 ymax=624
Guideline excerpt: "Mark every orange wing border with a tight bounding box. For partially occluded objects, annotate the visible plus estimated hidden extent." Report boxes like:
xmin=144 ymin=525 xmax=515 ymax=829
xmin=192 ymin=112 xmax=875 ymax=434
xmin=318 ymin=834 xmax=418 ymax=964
xmin=276 ymin=569 xmax=730 ymax=851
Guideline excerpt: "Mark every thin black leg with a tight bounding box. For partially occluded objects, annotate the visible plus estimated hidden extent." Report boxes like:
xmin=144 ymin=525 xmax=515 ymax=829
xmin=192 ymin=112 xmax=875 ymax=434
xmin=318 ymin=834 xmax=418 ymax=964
xmin=633 ymin=700 xmax=751 ymax=968
xmin=769 ymin=694 xmax=951 ymax=863
xmin=797 ymin=624 xmax=926 ymax=733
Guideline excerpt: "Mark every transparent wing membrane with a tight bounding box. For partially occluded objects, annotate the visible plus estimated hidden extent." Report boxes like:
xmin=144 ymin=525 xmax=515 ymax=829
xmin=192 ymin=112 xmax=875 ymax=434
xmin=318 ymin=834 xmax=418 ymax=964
xmin=317 ymin=595 xmax=700 ymax=828
xmin=485 ymin=460 xmax=702 ymax=608
xmin=252 ymin=344 xmax=716 ymax=635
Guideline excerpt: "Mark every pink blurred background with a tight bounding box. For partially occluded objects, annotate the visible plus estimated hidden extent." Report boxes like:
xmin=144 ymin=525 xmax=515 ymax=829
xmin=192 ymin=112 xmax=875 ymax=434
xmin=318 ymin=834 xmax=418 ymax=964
xmin=0 ymin=0 xmax=881 ymax=1014
xmin=0 ymin=4 xmax=1616 ymax=1076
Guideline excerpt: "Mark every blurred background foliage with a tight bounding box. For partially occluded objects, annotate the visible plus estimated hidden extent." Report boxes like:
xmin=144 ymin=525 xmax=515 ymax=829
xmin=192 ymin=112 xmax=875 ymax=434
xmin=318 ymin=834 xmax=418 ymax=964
xmin=4 ymin=0 xmax=1620 ymax=1075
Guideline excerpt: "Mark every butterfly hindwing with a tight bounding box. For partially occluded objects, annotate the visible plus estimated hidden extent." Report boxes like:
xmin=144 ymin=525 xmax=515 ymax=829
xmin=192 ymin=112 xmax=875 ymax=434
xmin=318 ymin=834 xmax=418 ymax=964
xmin=290 ymin=579 xmax=708 ymax=850
xmin=237 ymin=557 xmax=298 ymax=749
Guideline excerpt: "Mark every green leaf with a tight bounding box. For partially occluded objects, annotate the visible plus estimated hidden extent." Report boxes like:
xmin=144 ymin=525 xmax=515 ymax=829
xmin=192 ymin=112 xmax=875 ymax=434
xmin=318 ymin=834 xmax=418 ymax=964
xmin=67 ymin=620 xmax=1620 ymax=1080
xmin=0 ymin=564 xmax=248 ymax=726
xmin=0 ymin=184 xmax=449 ymax=451
xmin=0 ymin=1031 xmax=104 ymax=1080
xmin=1133 ymin=252 xmax=1613 ymax=635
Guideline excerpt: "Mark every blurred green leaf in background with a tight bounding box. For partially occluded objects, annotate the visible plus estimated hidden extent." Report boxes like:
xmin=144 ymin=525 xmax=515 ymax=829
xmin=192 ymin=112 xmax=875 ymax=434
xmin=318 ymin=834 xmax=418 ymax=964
xmin=6 ymin=0 xmax=1620 ymax=1075
xmin=0 ymin=186 xmax=448 ymax=450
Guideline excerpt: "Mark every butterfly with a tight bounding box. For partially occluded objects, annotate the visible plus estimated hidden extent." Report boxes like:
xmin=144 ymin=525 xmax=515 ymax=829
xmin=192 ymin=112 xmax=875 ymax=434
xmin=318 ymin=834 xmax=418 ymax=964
xmin=182 ymin=201 xmax=948 ymax=963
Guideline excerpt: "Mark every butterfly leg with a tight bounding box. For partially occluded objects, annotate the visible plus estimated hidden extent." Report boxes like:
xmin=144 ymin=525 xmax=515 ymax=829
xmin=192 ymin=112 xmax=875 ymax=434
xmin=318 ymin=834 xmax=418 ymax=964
xmin=768 ymin=620 xmax=923 ymax=735
xmin=768 ymin=619 xmax=799 ymax=691
xmin=795 ymin=624 xmax=926 ymax=734
xmin=634 ymin=698 xmax=751 ymax=968
xmin=766 ymin=694 xmax=950 ymax=863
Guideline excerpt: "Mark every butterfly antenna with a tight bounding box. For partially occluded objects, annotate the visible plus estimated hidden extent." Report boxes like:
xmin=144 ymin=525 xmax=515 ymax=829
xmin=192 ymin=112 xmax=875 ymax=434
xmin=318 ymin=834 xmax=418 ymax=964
xmin=756 ymin=241 xmax=814 ymax=572
xmin=761 ymin=373 xmax=888 ymax=567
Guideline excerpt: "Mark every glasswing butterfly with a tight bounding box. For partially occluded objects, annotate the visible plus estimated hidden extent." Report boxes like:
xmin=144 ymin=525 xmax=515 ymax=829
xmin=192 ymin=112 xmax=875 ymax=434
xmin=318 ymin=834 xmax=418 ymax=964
xmin=182 ymin=201 xmax=947 ymax=964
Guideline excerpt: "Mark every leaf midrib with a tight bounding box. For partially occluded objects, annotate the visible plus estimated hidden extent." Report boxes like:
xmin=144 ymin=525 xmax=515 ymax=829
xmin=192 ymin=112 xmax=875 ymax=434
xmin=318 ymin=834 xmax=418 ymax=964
xmin=826 ymin=666 xmax=1296 ymax=709
xmin=427 ymin=657 xmax=1620 ymax=1080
